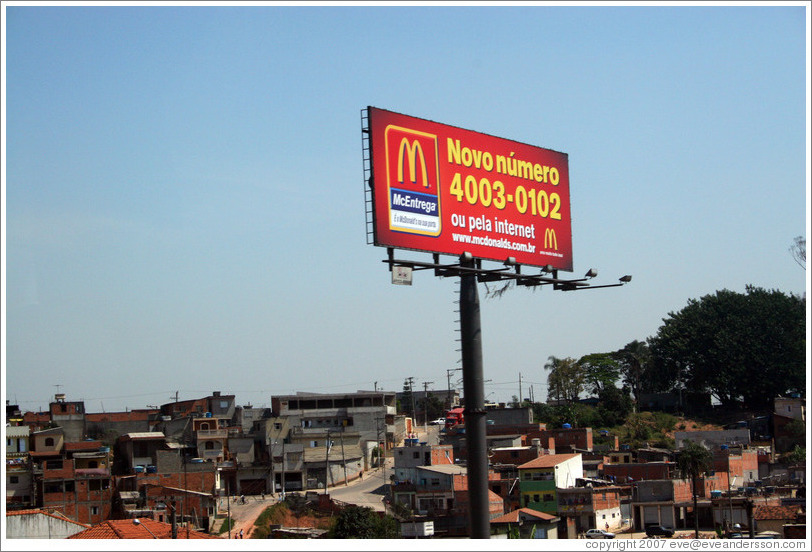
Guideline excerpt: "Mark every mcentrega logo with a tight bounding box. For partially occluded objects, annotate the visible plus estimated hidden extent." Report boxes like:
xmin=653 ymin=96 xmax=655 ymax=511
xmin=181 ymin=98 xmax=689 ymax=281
xmin=385 ymin=125 xmax=441 ymax=237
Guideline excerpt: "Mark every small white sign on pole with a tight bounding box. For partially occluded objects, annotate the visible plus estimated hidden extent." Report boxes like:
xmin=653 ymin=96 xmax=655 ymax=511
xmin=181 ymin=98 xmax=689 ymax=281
xmin=392 ymin=265 xmax=413 ymax=286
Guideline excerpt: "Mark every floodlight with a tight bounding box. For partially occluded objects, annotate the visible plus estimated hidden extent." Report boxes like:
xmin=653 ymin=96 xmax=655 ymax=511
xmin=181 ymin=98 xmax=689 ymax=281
xmin=619 ymin=275 xmax=632 ymax=283
xmin=585 ymin=268 xmax=598 ymax=278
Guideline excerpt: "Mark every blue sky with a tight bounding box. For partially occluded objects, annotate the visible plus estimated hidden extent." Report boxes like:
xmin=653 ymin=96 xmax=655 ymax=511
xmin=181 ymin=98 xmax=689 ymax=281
xmin=3 ymin=3 xmax=809 ymax=414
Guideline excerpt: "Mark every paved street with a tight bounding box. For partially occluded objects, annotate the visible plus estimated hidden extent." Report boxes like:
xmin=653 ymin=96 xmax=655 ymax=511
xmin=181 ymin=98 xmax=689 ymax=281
xmin=328 ymin=456 xmax=393 ymax=512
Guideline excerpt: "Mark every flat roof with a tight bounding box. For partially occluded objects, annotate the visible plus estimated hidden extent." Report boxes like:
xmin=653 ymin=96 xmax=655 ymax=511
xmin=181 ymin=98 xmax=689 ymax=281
xmin=416 ymin=464 xmax=467 ymax=476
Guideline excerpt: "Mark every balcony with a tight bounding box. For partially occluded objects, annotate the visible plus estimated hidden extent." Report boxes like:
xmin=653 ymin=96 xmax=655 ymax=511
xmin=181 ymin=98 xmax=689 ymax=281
xmin=197 ymin=429 xmax=227 ymax=439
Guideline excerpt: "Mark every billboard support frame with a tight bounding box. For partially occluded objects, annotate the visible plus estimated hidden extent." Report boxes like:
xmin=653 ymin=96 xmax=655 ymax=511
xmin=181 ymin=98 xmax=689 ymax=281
xmin=384 ymin=248 xmax=631 ymax=291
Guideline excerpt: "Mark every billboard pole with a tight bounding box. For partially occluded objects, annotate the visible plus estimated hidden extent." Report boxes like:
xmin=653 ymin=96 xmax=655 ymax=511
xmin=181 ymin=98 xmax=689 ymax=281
xmin=459 ymin=253 xmax=490 ymax=538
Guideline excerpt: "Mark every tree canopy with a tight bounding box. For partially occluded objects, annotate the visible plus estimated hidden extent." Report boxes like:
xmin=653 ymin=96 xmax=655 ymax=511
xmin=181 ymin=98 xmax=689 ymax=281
xmin=648 ymin=286 xmax=805 ymax=410
xmin=544 ymin=356 xmax=584 ymax=403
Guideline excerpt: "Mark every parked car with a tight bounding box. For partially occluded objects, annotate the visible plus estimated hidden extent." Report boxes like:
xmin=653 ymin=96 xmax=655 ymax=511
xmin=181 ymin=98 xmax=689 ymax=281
xmin=585 ymin=529 xmax=615 ymax=539
xmin=645 ymin=525 xmax=675 ymax=538
xmin=429 ymin=418 xmax=446 ymax=425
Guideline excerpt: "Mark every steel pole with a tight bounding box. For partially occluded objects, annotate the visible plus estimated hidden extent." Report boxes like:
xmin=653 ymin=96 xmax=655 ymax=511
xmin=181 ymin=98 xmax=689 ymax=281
xmin=459 ymin=259 xmax=490 ymax=538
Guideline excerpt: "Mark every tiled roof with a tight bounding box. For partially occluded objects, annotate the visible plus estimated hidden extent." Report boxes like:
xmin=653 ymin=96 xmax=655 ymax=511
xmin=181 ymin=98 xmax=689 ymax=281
xmin=67 ymin=518 xmax=218 ymax=539
xmin=517 ymin=453 xmax=580 ymax=470
xmin=490 ymin=507 xmax=558 ymax=524
xmin=754 ymin=505 xmax=804 ymax=521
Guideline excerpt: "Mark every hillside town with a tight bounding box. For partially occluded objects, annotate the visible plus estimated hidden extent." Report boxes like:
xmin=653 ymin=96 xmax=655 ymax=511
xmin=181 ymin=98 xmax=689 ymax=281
xmin=4 ymin=388 xmax=806 ymax=540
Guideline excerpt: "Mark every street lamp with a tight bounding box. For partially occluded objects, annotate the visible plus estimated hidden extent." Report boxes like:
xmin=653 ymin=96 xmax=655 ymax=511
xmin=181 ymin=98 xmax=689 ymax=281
xmin=132 ymin=518 xmax=158 ymax=538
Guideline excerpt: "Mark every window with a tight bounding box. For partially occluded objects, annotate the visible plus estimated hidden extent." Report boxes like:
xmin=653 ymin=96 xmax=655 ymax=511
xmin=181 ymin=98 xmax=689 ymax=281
xmin=205 ymin=442 xmax=214 ymax=450
xmin=91 ymin=506 xmax=99 ymax=516
xmin=533 ymin=494 xmax=540 ymax=502
xmin=431 ymin=478 xmax=440 ymax=486
xmin=44 ymin=483 xmax=62 ymax=493
xmin=9 ymin=476 xmax=19 ymax=484
xmin=413 ymin=452 xmax=420 ymax=459
xmin=45 ymin=437 xmax=55 ymax=447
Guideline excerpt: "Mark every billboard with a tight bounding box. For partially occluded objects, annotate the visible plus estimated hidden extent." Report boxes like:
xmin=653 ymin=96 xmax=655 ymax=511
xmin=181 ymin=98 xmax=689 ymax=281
xmin=366 ymin=107 xmax=573 ymax=271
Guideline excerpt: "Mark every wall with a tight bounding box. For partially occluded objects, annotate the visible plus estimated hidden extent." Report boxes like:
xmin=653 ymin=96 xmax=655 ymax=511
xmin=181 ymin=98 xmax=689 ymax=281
xmin=674 ymin=429 xmax=750 ymax=449
xmin=5 ymin=512 xmax=88 ymax=539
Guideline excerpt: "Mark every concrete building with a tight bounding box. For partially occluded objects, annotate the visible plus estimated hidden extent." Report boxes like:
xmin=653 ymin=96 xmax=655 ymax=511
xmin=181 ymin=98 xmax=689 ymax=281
xmin=517 ymin=453 xmax=583 ymax=515
xmin=272 ymin=390 xmax=398 ymax=462
xmin=48 ymin=395 xmax=86 ymax=444
xmin=6 ymin=425 xmax=34 ymax=509
xmin=490 ymin=507 xmax=560 ymax=539
xmin=557 ymin=485 xmax=624 ymax=533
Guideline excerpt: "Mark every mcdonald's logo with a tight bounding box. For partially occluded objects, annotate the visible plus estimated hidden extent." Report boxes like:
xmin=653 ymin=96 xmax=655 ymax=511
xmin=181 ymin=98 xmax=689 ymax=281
xmin=397 ymin=138 xmax=430 ymax=188
xmin=544 ymin=228 xmax=558 ymax=250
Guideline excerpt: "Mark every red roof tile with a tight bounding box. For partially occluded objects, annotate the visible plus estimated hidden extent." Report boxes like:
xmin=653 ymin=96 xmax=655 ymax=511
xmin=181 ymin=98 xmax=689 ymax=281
xmin=491 ymin=507 xmax=558 ymax=524
xmin=754 ymin=505 xmax=804 ymax=521
xmin=68 ymin=518 xmax=218 ymax=539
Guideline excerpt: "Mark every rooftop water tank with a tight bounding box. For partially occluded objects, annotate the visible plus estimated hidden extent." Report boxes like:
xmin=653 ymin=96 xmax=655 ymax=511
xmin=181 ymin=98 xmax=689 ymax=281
xmin=205 ymin=412 xmax=212 ymax=418
xmin=562 ymin=423 xmax=572 ymax=429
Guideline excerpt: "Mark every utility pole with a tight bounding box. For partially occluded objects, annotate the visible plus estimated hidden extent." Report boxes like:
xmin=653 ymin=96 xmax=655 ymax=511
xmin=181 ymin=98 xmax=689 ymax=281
xmin=519 ymin=373 xmax=522 ymax=406
xmin=324 ymin=431 xmax=332 ymax=494
xmin=406 ymin=377 xmax=416 ymax=431
xmin=423 ymin=381 xmax=434 ymax=433
xmin=340 ymin=430 xmax=348 ymax=486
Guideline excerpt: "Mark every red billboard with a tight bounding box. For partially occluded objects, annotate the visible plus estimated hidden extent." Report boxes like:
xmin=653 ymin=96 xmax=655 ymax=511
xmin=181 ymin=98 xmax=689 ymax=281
xmin=366 ymin=107 xmax=573 ymax=271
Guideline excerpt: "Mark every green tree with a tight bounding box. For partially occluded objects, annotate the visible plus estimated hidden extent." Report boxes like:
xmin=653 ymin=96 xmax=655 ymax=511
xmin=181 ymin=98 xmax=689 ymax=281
xmin=613 ymin=340 xmax=655 ymax=404
xmin=329 ymin=505 xmax=398 ymax=538
xmin=419 ymin=394 xmax=445 ymax=424
xmin=785 ymin=445 xmax=806 ymax=466
xmin=676 ymin=442 xmax=713 ymax=538
xmin=578 ymin=353 xmax=621 ymax=396
xmin=649 ymin=286 xmax=805 ymax=410
xmin=545 ymin=356 xmax=584 ymax=403
xmin=596 ymin=385 xmax=633 ymax=427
